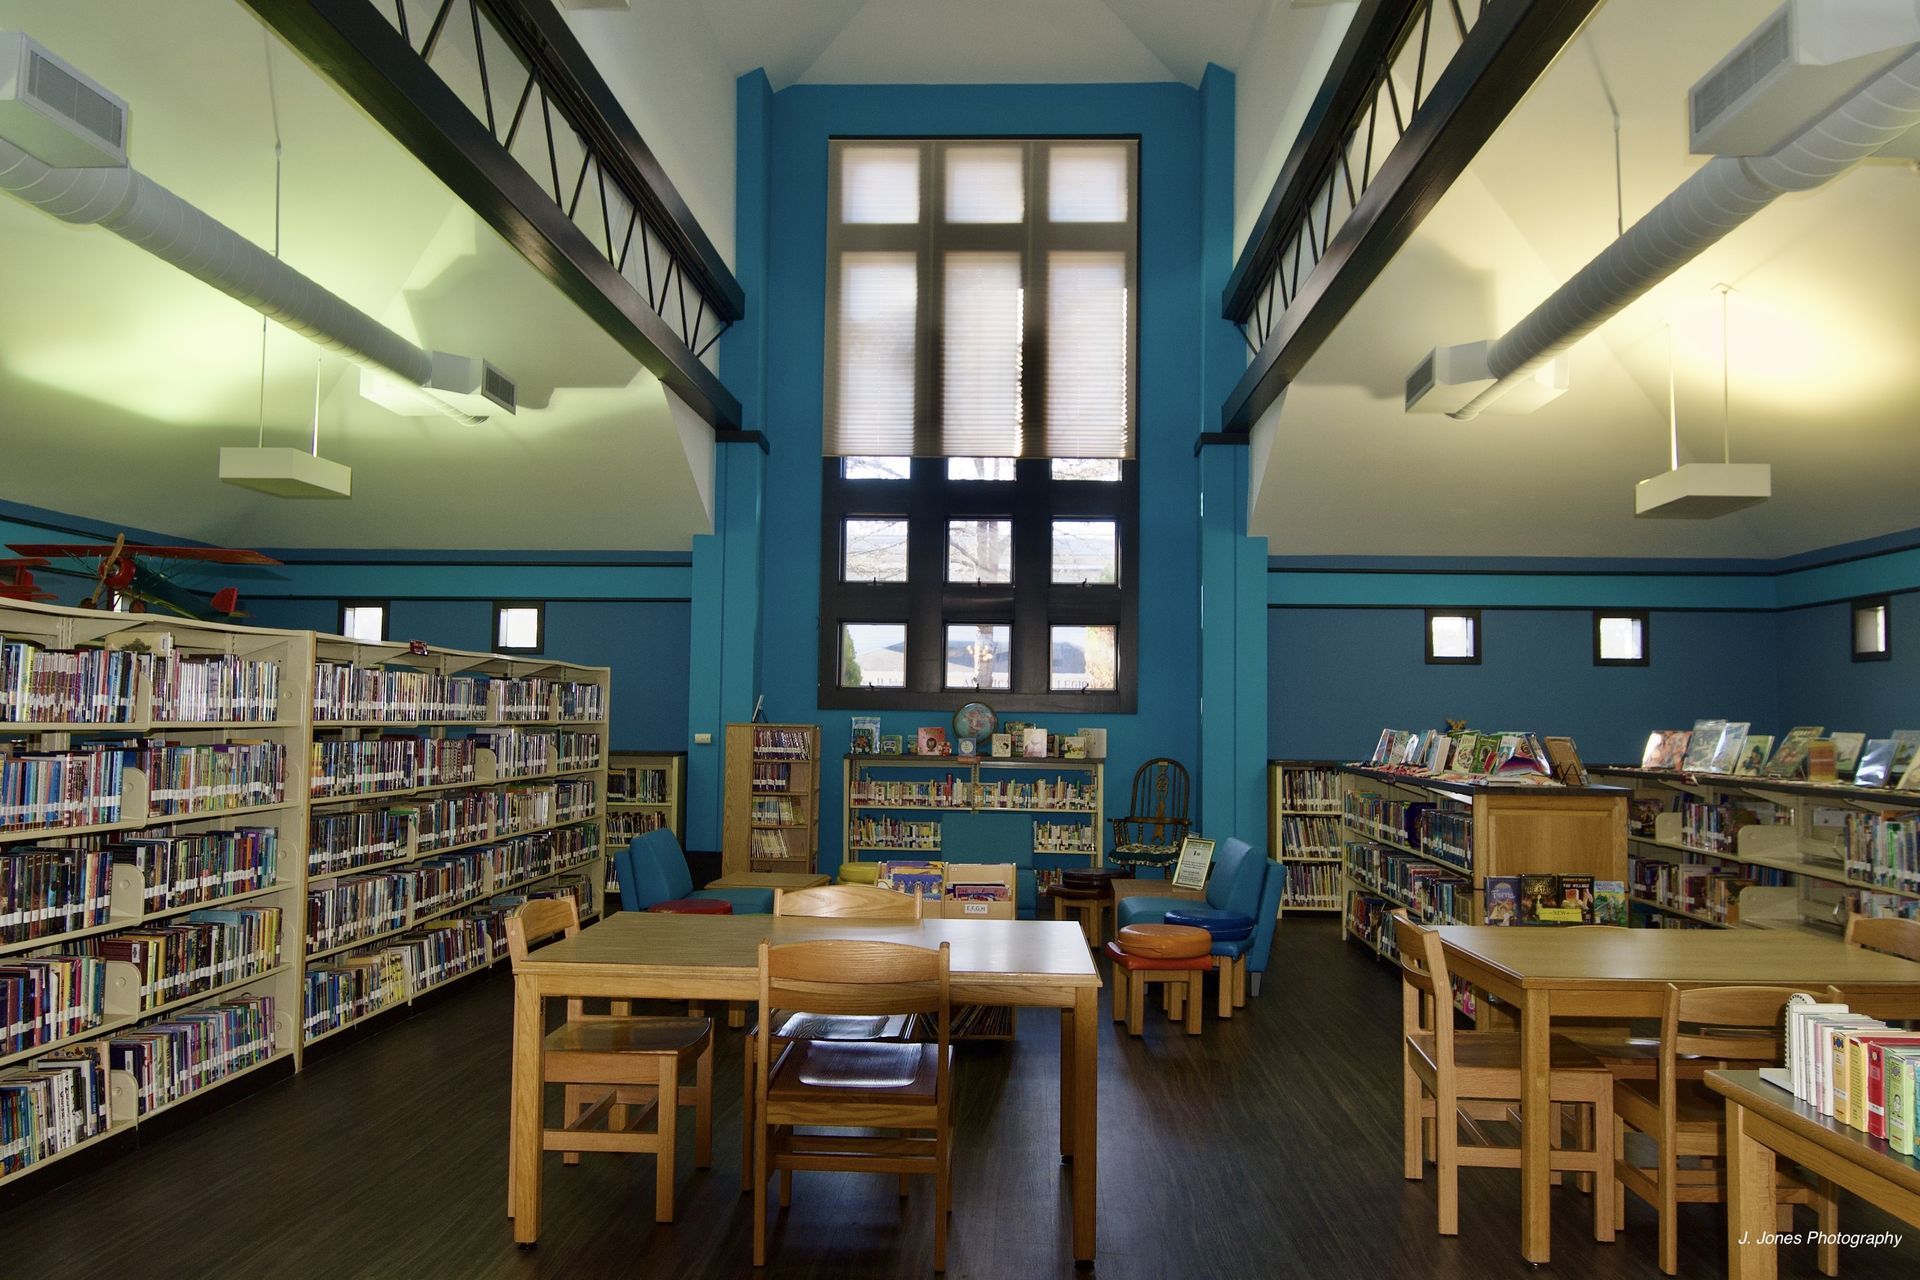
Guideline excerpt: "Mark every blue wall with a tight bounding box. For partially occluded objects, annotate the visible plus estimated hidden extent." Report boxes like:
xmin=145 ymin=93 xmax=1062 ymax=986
xmin=1776 ymin=595 xmax=1920 ymax=733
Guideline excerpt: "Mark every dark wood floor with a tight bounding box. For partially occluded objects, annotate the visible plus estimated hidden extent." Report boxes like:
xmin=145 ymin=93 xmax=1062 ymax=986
xmin=3 ymin=920 xmax=1914 ymax=1278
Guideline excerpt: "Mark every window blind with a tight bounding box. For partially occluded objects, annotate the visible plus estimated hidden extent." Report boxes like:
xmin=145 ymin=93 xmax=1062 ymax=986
xmin=941 ymin=252 xmax=1024 ymax=457
xmin=831 ymin=253 xmax=919 ymax=457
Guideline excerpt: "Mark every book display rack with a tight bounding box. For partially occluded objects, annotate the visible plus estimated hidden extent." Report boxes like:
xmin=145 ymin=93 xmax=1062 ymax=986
xmin=840 ymin=754 xmax=1105 ymax=868
xmin=1269 ymin=760 xmax=1342 ymax=914
xmin=0 ymin=600 xmax=608 ymax=1192
xmin=723 ymin=724 xmax=820 ymax=875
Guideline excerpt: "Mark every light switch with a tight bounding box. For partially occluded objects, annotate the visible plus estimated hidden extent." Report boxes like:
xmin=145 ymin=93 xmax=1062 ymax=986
xmin=694 ymin=732 xmax=712 ymax=745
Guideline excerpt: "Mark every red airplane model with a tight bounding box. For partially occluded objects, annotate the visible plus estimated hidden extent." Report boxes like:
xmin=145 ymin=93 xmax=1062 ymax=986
xmin=5 ymin=535 xmax=280 ymax=619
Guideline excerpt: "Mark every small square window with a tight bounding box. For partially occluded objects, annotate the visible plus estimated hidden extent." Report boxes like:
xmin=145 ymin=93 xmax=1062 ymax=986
xmin=946 ymin=623 xmax=1011 ymax=689
xmin=945 ymin=146 xmax=1024 ymax=223
xmin=1051 ymin=520 xmax=1117 ymax=585
xmin=947 ymin=457 xmax=1016 ymax=481
xmin=340 ymin=602 xmax=387 ymax=642
xmin=844 ymin=518 xmax=909 ymax=583
xmin=841 ymin=456 xmax=911 ymax=480
xmin=841 ymin=146 xmax=920 ymax=223
xmin=1853 ymin=597 xmax=1891 ymax=662
xmin=1048 ymin=144 xmax=1129 ymax=222
xmin=1051 ymin=624 xmax=1117 ymax=691
xmin=1050 ymin=458 xmax=1121 ymax=481
xmin=1425 ymin=610 xmax=1480 ymax=665
xmin=947 ymin=519 xmax=1013 ymax=584
xmin=1594 ymin=611 xmax=1649 ymax=666
xmin=495 ymin=602 xmax=544 ymax=653
xmin=841 ymin=623 xmax=907 ymax=688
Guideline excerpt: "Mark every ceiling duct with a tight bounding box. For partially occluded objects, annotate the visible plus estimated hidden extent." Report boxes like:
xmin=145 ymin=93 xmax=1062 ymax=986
xmin=0 ymin=31 xmax=514 ymax=423
xmin=1415 ymin=0 xmax=1920 ymax=422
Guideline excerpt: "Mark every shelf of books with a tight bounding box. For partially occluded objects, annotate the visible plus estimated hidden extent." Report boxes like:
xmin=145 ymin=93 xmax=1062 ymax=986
xmin=841 ymin=753 xmax=1105 ymax=868
xmin=723 ymin=724 xmax=821 ymax=875
xmin=302 ymin=633 xmax=609 ymax=1047
xmin=1269 ymin=760 xmax=1343 ymax=915
xmin=1592 ymin=718 xmax=1920 ymax=937
xmin=0 ymin=600 xmax=311 ymax=1190
xmin=602 ymin=751 xmax=684 ymax=905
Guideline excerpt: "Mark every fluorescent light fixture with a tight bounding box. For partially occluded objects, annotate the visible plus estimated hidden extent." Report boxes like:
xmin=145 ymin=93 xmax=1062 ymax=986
xmin=219 ymin=447 xmax=352 ymax=499
xmin=1633 ymin=462 xmax=1771 ymax=518
xmin=1404 ymin=341 xmax=1568 ymax=415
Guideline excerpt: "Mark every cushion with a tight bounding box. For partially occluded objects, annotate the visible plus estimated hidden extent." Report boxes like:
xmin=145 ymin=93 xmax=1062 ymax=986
xmin=1103 ymin=940 xmax=1215 ymax=972
xmin=1164 ymin=907 xmax=1256 ymax=942
xmin=837 ymin=862 xmax=880 ymax=885
xmin=693 ymin=887 xmax=775 ymax=914
xmin=647 ymin=898 xmax=732 ymax=915
xmin=1115 ymin=895 xmax=1197 ymax=931
xmin=1116 ymin=922 xmax=1212 ymax=959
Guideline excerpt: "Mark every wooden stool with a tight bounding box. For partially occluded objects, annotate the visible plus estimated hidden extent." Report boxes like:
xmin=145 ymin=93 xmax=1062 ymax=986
xmin=1051 ymin=890 xmax=1109 ymax=947
xmin=1103 ymin=940 xmax=1210 ymax=1035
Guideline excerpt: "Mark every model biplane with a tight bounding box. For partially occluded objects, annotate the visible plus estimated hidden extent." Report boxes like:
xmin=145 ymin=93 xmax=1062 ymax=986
xmin=5 ymin=535 xmax=280 ymax=619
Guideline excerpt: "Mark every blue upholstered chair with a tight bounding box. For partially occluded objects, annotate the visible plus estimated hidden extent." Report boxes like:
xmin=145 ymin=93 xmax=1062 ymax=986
xmin=1115 ymin=835 xmax=1263 ymax=933
xmin=620 ymin=829 xmax=775 ymax=915
xmin=1202 ymin=860 xmax=1285 ymax=1012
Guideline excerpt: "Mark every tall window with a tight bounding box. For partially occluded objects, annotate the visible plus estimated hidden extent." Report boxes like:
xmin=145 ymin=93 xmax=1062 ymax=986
xmin=821 ymin=139 xmax=1138 ymax=712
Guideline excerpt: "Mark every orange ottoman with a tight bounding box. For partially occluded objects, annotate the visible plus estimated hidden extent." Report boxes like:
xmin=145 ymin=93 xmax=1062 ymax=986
xmin=1105 ymin=924 xmax=1213 ymax=1036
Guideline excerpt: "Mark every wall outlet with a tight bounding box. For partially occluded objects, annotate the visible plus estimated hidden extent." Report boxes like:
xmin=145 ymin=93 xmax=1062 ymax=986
xmin=693 ymin=732 xmax=712 ymax=745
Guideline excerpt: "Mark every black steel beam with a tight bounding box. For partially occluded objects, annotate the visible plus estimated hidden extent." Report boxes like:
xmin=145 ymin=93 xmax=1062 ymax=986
xmin=243 ymin=0 xmax=743 ymax=430
xmin=1219 ymin=0 xmax=1601 ymax=434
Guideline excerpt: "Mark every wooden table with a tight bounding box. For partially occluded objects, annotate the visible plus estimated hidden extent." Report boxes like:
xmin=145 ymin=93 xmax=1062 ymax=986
xmin=1710 ymin=1069 xmax=1920 ymax=1278
xmin=704 ymin=871 xmax=829 ymax=890
xmin=1435 ymin=926 xmax=1920 ymax=1264
xmin=508 ymin=912 xmax=1104 ymax=1262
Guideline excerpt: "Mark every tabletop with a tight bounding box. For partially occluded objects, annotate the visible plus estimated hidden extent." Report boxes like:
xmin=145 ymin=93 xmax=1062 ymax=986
xmin=518 ymin=911 xmax=1103 ymax=987
xmin=1708 ymin=1069 xmax=1920 ymax=1199
xmin=1434 ymin=925 xmax=1920 ymax=990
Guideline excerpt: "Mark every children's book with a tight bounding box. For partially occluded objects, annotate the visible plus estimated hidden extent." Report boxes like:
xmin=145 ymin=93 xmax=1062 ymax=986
xmin=1555 ymin=875 xmax=1595 ymax=923
xmin=1591 ymin=881 xmax=1628 ymax=926
xmin=1483 ymin=876 xmax=1520 ymax=925
xmin=1766 ymin=726 xmax=1825 ymax=779
xmin=1854 ymin=738 xmax=1897 ymax=788
xmin=1705 ymin=722 xmax=1750 ymax=775
xmin=1519 ymin=874 xmax=1560 ymax=925
xmin=916 ymin=726 xmax=950 ymax=756
xmin=1734 ymin=735 xmax=1773 ymax=776
xmin=1641 ymin=730 xmax=1691 ymax=771
xmin=1806 ymin=739 xmax=1839 ymax=784
xmin=1830 ymin=732 xmax=1866 ymax=779
xmin=1682 ymin=720 xmax=1727 ymax=772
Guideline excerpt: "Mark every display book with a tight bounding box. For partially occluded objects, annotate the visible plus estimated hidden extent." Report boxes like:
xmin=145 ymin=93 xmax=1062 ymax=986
xmin=1771 ymin=996 xmax=1920 ymax=1155
xmin=1635 ymin=720 xmax=1920 ymax=790
xmin=1269 ymin=760 xmax=1345 ymax=914
xmin=723 ymin=723 xmax=821 ymax=876
xmin=0 ymin=600 xmax=610 ymax=1190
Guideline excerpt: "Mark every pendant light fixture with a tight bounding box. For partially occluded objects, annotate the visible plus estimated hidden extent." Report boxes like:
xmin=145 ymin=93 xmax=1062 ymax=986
xmin=1633 ymin=284 xmax=1770 ymax=519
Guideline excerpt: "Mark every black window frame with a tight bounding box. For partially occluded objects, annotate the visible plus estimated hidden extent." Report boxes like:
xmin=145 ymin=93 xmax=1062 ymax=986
xmin=1424 ymin=608 xmax=1482 ymax=666
xmin=1852 ymin=595 xmax=1892 ymax=663
xmin=493 ymin=600 xmax=546 ymax=655
xmin=338 ymin=599 xmax=389 ymax=642
xmin=1592 ymin=609 xmax=1650 ymax=667
xmin=821 ymin=457 xmax=1138 ymax=712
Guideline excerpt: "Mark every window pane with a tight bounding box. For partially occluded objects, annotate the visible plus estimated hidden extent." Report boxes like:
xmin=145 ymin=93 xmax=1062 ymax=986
xmin=841 ymin=623 xmax=906 ymax=688
xmin=1598 ymin=615 xmax=1644 ymax=662
xmin=942 ymin=252 xmax=1024 ymax=457
xmin=1855 ymin=603 xmax=1888 ymax=654
xmin=834 ymin=253 xmax=918 ymax=455
xmin=948 ymin=519 xmax=1013 ymax=584
xmin=842 ymin=456 xmax=911 ymax=480
xmin=945 ymin=146 xmax=1023 ymax=223
xmin=1051 ymin=625 xmax=1117 ymax=691
xmin=1052 ymin=520 xmax=1117 ymax=585
xmin=842 ymin=146 xmax=919 ymax=223
xmin=498 ymin=607 xmax=540 ymax=650
xmin=1048 ymin=144 xmax=1128 ymax=222
xmin=1430 ymin=614 xmax=1475 ymax=660
xmin=946 ymin=457 xmax=1016 ymax=481
xmin=1051 ymin=458 xmax=1121 ymax=481
xmin=844 ymin=519 xmax=909 ymax=582
xmin=946 ymin=623 xmax=1011 ymax=690
xmin=1047 ymin=252 xmax=1129 ymax=459
xmin=341 ymin=605 xmax=384 ymax=642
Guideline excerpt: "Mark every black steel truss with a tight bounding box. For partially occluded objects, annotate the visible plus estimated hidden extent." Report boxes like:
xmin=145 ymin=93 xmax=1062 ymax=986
xmin=1218 ymin=0 xmax=1599 ymax=434
xmin=246 ymin=0 xmax=744 ymax=429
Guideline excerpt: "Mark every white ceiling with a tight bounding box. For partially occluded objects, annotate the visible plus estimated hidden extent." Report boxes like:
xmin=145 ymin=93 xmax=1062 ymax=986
xmin=1251 ymin=0 xmax=1920 ymax=559
xmin=0 ymin=0 xmax=713 ymax=551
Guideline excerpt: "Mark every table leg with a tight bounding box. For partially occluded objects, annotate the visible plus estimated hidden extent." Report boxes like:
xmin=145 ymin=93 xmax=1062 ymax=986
xmin=1071 ymin=987 xmax=1098 ymax=1265
xmin=1060 ymin=1003 xmax=1076 ymax=1159
xmin=1519 ymin=988 xmax=1551 ymax=1264
xmin=510 ymin=974 xmax=544 ymax=1244
xmin=1725 ymin=1099 xmax=1778 ymax=1280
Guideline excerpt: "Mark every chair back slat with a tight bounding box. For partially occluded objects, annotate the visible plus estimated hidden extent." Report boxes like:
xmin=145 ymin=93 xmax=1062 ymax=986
xmin=1391 ymin=910 xmax=1440 ymax=1000
xmin=774 ymin=883 xmax=925 ymax=921
xmin=507 ymin=897 xmax=579 ymax=965
xmin=1844 ymin=913 xmax=1920 ymax=963
xmin=1664 ymin=984 xmax=1812 ymax=1063
xmin=1391 ymin=909 xmax=1452 ymax=1075
xmin=756 ymin=940 xmax=952 ymax=1098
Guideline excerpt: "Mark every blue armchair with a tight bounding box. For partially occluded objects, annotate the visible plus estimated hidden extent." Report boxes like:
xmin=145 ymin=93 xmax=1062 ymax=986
xmin=619 ymin=829 xmax=775 ymax=914
xmin=1115 ymin=836 xmax=1263 ymax=932
xmin=1203 ymin=860 xmax=1284 ymax=1011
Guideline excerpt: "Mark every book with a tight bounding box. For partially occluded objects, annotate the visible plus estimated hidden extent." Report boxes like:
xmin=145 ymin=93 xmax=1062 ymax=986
xmin=1900 ymin=751 xmax=1920 ymax=793
xmin=1705 ymin=721 xmax=1750 ymax=775
xmin=850 ymin=716 xmax=881 ymax=755
xmin=1555 ymin=875 xmax=1595 ymax=923
xmin=1370 ymin=729 xmax=1396 ymax=766
xmin=1641 ymin=730 xmax=1691 ymax=771
xmin=956 ymin=737 xmax=978 ymax=759
xmin=1765 ymin=726 xmax=1825 ymax=779
xmin=1059 ymin=735 xmax=1087 ymax=760
xmin=1424 ymin=733 xmax=1451 ymax=773
xmin=1075 ymin=728 xmax=1107 ymax=758
xmin=1518 ymin=874 xmax=1559 ymax=925
xmin=1806 ymin=739 xmax=1839 ymax=784
xmin=915 ymin=727 xmax=950 ymax=756
xmin=1483 ymin=876 xmax=1520 ymax=925
xmin=1734 ymin=735 xmax=1773 ymax=776
xmin=1863 ymin=1033 xmax=1920 ymax=1136
xmin=1021 ymin=727 xmax=1049 ymax=759
xmin=1830 ymin=732 xmax=1866 ymax=779
xmin=1888 ymin=1047 xmax=1920 ymax=1155
xmin=1891 ymin=730 xmax=1920 ymax=777
xmin=880 ymin=734 xmax=904 ymax=755
xmin=1854 ymin=738 xmax=1897 ymax=788
xmin=1682 ymin=720 xmax=1726 ymax=772
xmin=1542 ymin=736 xmax=1587 ymax=786
xmin=1591 ymin=880 xmax=1628 ymax=926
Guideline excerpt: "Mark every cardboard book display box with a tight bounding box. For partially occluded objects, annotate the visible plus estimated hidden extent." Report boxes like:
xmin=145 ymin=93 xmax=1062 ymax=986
xmin=941 ymin=863 xmax=1016 ymax=920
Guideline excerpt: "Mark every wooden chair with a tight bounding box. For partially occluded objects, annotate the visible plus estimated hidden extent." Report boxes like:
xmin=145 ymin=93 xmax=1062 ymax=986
xmin=505 ymin=898 xmax=713 ymax=1223
xmin=1393 ymin=911 xmax=1614 ymax=1242
xmin=1612 ymin=983 xmax=1838 ymax=1276
xmin=1835 ymin=914 xmax=1920 ymax=1020
xmin=1108 ymin=758 xmax=1190 ymax=873
xmin=1554 ymin=925 xmax=1661 ymax=1082
xmin=773 ymin=883 xmax=925 ymax=919
xmin=752 ymin=939 xmax=953 ymax=1269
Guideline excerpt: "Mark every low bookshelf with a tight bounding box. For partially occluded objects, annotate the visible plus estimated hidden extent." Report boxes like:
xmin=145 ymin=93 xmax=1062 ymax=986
xmin=841 ymin=754 xmax=1105 ymax=868
xmin=1269 ymin=760 xmax=1342 ymax=915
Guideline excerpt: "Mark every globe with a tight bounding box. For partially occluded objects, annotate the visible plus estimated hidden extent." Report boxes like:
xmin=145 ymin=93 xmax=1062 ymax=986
xmin=953 ymin=701 xmax=996 ymax=740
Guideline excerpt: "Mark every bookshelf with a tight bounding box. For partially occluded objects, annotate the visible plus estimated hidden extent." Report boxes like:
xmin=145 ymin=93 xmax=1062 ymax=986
xmin=0 ymin=599 xmax=610 ymax=1193
xmin=1590 ymin=766 xmax=1920 ymax=935
xmin=1269 ymin=759 xmax=1343 ymax=915
xmin=723 ymin=723 xmax=820 ymax=876
xmin=603 ymin=751 xmax=684 ymax=905
xmin=840 ymin=754 xmax=1105 ymax=867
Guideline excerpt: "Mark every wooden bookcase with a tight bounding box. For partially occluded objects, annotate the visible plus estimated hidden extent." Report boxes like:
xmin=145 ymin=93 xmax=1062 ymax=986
xmin=1269 ymin=759 xmax=1343 ymax=915
xmin=723 ymin=723 xmax=820 ymax=875
xmin=841 ymin=754 xmax=1105 ymax=867
xmin=603 ymin=751 xmax=684 ymax=904
xmin=1591 ymin=766 xmax=1920 ymax=935
xmin=0 ymin=599 xmax=609 ymax=1194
